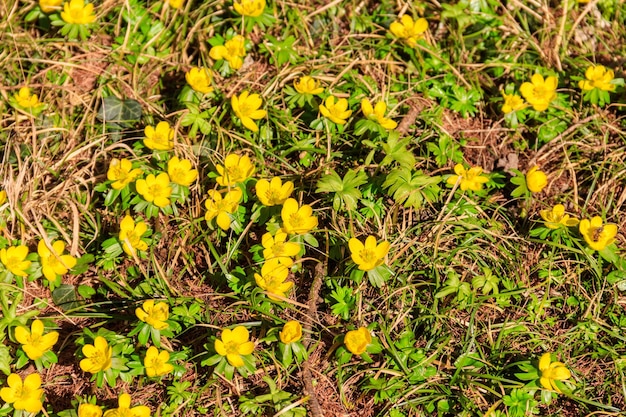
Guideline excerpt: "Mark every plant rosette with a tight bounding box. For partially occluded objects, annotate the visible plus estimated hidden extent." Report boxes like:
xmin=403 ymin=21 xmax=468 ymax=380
xmin=12 ymin=319 xmax=59 ymax=371
xmin=76 ymin=329 xmax=134 ymax=388
xmin=515 ymin=354 xmax=573 ymax=404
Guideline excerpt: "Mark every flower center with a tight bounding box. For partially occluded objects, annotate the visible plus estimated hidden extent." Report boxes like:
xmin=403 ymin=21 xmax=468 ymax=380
xmin=359 ymin=249 xmax=377 ymax=264
xmin=223 ymin=340 xmax=240 ymax=355
xmin=265 ymin=189 xmax=279 ymax=205
xmin=289 ymin=213 xmax=303 ymax=228
xmin=533 ymin=85 xmax=546 ymax=98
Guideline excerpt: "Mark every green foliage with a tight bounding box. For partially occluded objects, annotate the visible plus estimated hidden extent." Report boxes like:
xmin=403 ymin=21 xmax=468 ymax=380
xmin=383 ymin=168 xmax=441 ymax=209
xmin=316 ymin=168 xmax=368 ymax=211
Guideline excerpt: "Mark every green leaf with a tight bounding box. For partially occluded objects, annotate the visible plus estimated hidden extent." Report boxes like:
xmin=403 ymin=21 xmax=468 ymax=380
xmin=316 ymin=168 xmax=368 ymax=211
xmin=380 ymin=131 xmax=416 ymax=169
xmin=0 ymin=344 xmax=11 ymax=375
xmin=383 ymin=168 xmax=441 ymax=209
xmin=96 ymin=96 xmax=142 ymax=128
xmin=52 ymin=284 xmax=81 ymax=311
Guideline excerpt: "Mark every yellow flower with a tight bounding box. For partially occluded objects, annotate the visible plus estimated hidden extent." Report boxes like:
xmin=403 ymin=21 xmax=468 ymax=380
xmin=214 ymin=326 xmax=255 ymax=367
xmin=446 ymin=164 xmax=489 ymax=191
xmin=233 ymin=0 xmax=265 ymax=17
xmin=103 ymin=393 xmax=150 ymax=417
xmin=281 ymin=198 xmax=318 ymax=235
xmin=538 ymin=353 xmax=571 ymax=394
xmin=579 ymin=216 xmax=618 ymax=251
xmin=231 ymin=91 xmax=267 ymax=132
xmin=14 ymin=87 xmax=42 ymax=109
xmin=349 ymin=235 xmax=390 ymax=272
xmin=0 ymin=373 xmax=43 ymax=413
xmin=119 ymin=215 xmax=149 ymax=256
xmin=279 ymin=320 xmax=302 ymax=344
xmin=166 ymin=0 xmax=184 ymax=8
xmin=40 ymin=0 xmax=62 ymax=13
xmin=144 ymin=346 xmax=174 ymax=377
xmin=136 ymin=300 xmax=169 ymax=330
xmin=519 ymin=74 xmax=558 ymax=112
xmin=209 ymin=35 xmax=246 ymax=70
xmin=204 ymin=189 xmax=243 ymax=230
xmin=578 ymin=65 xmax=616 ymax=92
xmin=107 ymin=158 xmax=142 ymax=190
xmin=361 ymin=98 xmax=397 ymax=130
xmin=389 ymin=15 xmax=428 ymax=47
xmin=80 ymin=336 xmax=112 ymax=373
xmin=344 ymin=327 xmax=371 ymax=355
xmin=501 ymin=92 xmax=526 ymax=114
xmin=0 ymin=190 xmax=6 ymax=206
xmin=0 ymin=245 xmax=31 ymax=277
xmin=255 ymin=177 xmax=294 ymax=206
xmin=262 ymin=230 xmax=301 ymax=266
xmin=294 ymin=76 xmax=324 ymax=95
xmin=38 ymin=240 xmax=77 ymax=282
xmin=61 ymin=0 xmax=96 ymax=25
xmin=254 ymin=258 xmax=293 ymax=300
xmin=216 ymin=154 xmax=255 ymax=186
xmin=144 ymin=121 xmax=174 ymax=151
xmin=526 ymin=166 xmax=548 ymax=193
xmin=539 ymin=205 xmax=579 ymax=230
xmin=78 ymin=403 xmax=103 ymax=417
xmin=135 ymin=173 xmax=173 ymax=208
xmin=319 ymin=95 xmax=352 ymax=125
xmin=185 ymin=67 xmax=213 ymax=94
xmin=168 ymin=156 xmax=198 ymax=187
xmin=15 ymin=319 xmax=59 ymax=360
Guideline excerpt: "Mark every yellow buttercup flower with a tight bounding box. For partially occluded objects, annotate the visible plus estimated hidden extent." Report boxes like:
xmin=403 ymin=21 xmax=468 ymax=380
xmin=103 ymin=393 xmax=150 ymax=417
xmin=135 ymin=173 xmax=173 ymax=208
xmin=539 ymin=205 xmax=579 ymax=230
xmin=447 ymin=164 xmax=489 ymax=191
xmin=0 ymin=373 xmax=43 ymax=413
xmin=61 ymin=0 xmax=96 ymax=25
xmin=349 ymin=235 xmax=390 ymax=272
xmin=40 ymin=0 xmax=62 ymax=13
xmin=344 ymin=327 xmax=371 ymax=355
xmin=319 ymin=95 xmax=352 ymax=125
xmin=579 ymin=216 xmax=618 ymax=251
xmin=209 ymin=35 xmax=246 ymax=70
xmin=255 ymin=177 xmax=294 ymax=206
xmin=168 ymin=156 xmax=198 ymax=187
xmin=78 ymin=403 xmax=103 ymax=417
xmin=279 ymin=320 xmax=302 ymax=344
xmin=144 ymin=121 xmax=174 ymax=151
xmin=538 ymin=353 xmax=571 ymax=394
xmin=501 ymin=92 xmax=526 ymax=114
xmin=80 ymin=336 xmax=112 ymax=373
xmin=254 ymin=258 xmax=293 ymax=300
xmin=361 ymin=98 xmax=397 ymax=130
xmin=281 ymin=198 xmax=318 ymax=235
xmin=215 ymin=326 xmax=255 ymax=367
xmin=389 ymin=15 xmax=428 ymax=47
xmin=38 ymin=240 xmax=77 ymax=282
xmin=185 ymin=67 xmax=213 ymax=94
xmin=15 ymin=319 xmax=59 ymax=360
xmin=216 ymin=154 xmax=255 ymax=186
xmin=578 ymin=65 xmax=616 ymax=92
xmin=136 ymin=300 xmax=169 ymax=330
xmin=231 ymin=91 xmax=267 ymax=132
xmin=166 ymin=0 xmax=184 ymax=8
xmin=262 ymin=230 xmax=301 ymax=266
xmin=0 ymin=245 xmax=31 ymax=277
xmin=0 ymin=190 xmax=6 ymax=206
xmin=119 ymin=215 xmax=149 ymax=256
xmin=233 ymin=0 xmax=265 ymax=17
xmin=144 ymin=346 xmax=174 ymax=377
xmin=526 ymin=166 xmax=548 ymax=193
xmin=14 ymin=87 xmax=42 ymax=109
xmin=294 ymin=76 xmax=324 ymax=95
xmin=107 ymin=158 xmax=142 ymax=190
xmin=204 ymin=189 xmax=243 ymax=230
xmin=519 ymin=74 xmax=558 ymax=112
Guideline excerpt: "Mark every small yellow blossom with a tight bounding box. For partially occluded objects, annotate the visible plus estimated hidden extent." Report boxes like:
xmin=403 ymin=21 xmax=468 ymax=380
xmin=119 ymin=215 xmax=149 ymax=256
xmin=0 ymin=373 xmax=43 ymax=413
xmin=254 ymin=258 xmax=293 ymax=300
xmin=80 ymin=336 xmax=112 ymax=373
xmin=501 ymin=92 xmax=526 ymax=114
xmin=209 ymin=35 xmax=246 ymax=70
xmin=107 ymin=158 xmax=142 ymax=190
xmin=15 ymin=319 xmax=59 ymax=360
xmin=579 ymin=216 xmax=618 ymax=251
xmin=519 ymin=74 xmax=558 ymax=112
xmin=166 ymin=0 xmax=184 ymax=9
xmin=135 ymin=173 xmax=173 ymax=208
xmin=144 ymin=346 xmax=174 ymax=377
xmin=319 ymin=95 xmax=352 ymax=125
xmin=40 ymin=0 xmax=62 ymax=13
xmin=0 ymin=245 xmax=31 ymax=277
xmin=344 ymin=327 xmax=371 ymax=355
xmin=578 ymin=65 xmax=616 ymax=92
xmin=539 ymin=205 xmax=579 ymax=229
xmin=279 ymin=320 xmax=302 ymax=344
xmin=185 ymin=67 xmax=213 ymax=94
xmin=538 ymin=353 xmax=571 ymax=394
xmin=281 ymin=198 xmax=318 ymax=235
xmin=0 ymin=190 xmax=6 ymax=206
xmin=78 ymin=403 xmax=103 ymax=417
xmin=103 ymin=393 xmax=150 ymax=417
xmin=204 ymin=189 xmax=243 ymax=230
xmin=136 ymin=300 xmax=169 ymax=330
xmin=233 ymin=0 xmax=265 ymax=17
xmin=349 ymin=235 xmax=390 ymax=272
xmin=144 ymin=121 xmax=174 ymax=151
xmin=214 ymin=326 xmax=255 ymax=367
xmin=262 ymin=230 xmax=300 ymax=266
xmin=14 ymin=87 xmax=42 ymax=109
xmin=389 ymin=15 xmax=428 ymax=47
xmin=361 ymin=98 xmax=397 ymax=130
xmin=216 ymin=154 xmax=255 ymax=186
xmin=38 ymin=240 xmax=77 ymax=282
xmin=294 ymin=76 xmax=324 ymax=95
xmin=168 ymin=156 xmax=198 ymax=187
xmin=61 ymin=0 xmax=96 ymax=25
xmin=447 ymin=164 xmax=489 ymax=191
xmin=255 ymin=177 xmax=294 ymax=206
xmin=231 ymin=91 xmax=267 ymax=132
xmin=526 ymin=166 xmax=548 ymax=193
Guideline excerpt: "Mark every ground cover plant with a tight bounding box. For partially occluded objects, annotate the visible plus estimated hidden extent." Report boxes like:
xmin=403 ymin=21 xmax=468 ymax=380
xmin=1 ymin=0 xmax=626 ymax=416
